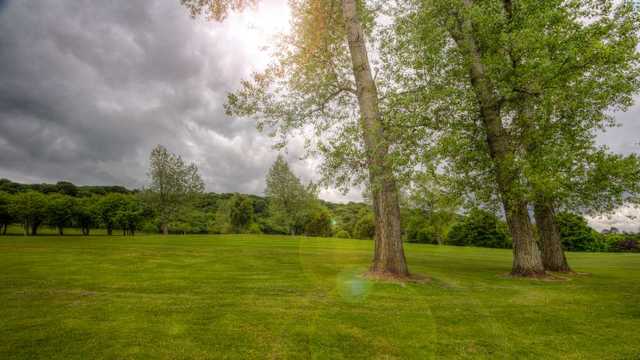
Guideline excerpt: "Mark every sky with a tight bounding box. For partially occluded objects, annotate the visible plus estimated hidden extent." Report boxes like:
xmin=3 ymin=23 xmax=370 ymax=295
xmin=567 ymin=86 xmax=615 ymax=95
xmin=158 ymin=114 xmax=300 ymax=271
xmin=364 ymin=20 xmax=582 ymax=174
xmin=0 ymin=0 xmax=638 ymax=230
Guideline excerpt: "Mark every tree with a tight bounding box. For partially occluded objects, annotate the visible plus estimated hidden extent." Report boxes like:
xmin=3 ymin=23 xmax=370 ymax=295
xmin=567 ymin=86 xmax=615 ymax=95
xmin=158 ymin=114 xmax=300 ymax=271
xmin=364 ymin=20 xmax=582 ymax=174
xmin=56 ymin=181 xmax=78 ymax=197
xmin=353 ymin=209 xmax=375 ymax=240
xmin=0 ymin=192 xmax=13 ymax=235
xmin=146 ymin=145 xmax=204 ymax=235
xmin=75 ymin=197 xmax=98 ymax=236
xmin=10 ymin=191 xmax=48 ymax=235
xmin=47 ymin=194 xmax=76 ymax=235
xmin=265 ymin=155 xmax=313 ymax=235
xmin=181 ymin=0 xmax=410 ymax=277
xmin=304 ymin=205 xmax=333 ymax=237
xmin=228 ymin=194 xmax=254 ymax=233
xmin=114 ymin=196 xmax=146 ymax=236
xmin=97 ymin=193 xmax=128 ymax=236
xmin=556 ymin=212 xmax=603 ymax=252
xmin=387 ymin=0 xmax=639 ymax=275
xmin=447 ymin=209 xmax=511 ymax=249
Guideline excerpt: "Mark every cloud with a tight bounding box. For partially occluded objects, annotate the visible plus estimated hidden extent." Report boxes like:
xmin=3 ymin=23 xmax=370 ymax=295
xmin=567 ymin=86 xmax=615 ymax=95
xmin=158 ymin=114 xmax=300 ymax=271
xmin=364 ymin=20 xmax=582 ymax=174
xmin=587 ymin=204 xmax=640 ymax=232
xmin=0 ymin=0 xmax=358 ymax=202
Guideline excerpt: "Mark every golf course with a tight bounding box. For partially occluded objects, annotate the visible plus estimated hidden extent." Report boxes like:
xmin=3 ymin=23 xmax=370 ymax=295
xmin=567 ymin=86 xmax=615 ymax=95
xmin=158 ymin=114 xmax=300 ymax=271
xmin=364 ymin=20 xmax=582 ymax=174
xmin=1 ymin=235 xmax=638 ymax=359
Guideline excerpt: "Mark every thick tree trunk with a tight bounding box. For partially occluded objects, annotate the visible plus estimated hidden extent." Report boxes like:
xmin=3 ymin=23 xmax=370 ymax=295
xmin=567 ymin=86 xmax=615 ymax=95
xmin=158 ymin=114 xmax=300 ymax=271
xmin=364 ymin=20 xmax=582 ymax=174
xmin=342 ymin=0 xmax=408 ymax=277
xmin=534 ymin=199 xmax=571 ymax=272
xmin=451 ymin=1 xmax=544 ymax=276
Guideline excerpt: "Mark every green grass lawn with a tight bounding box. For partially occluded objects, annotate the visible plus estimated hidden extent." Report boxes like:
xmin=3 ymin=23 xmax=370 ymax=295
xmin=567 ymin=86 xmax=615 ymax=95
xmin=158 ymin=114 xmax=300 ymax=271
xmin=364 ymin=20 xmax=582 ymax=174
xmin=0 ymin=235 xmax=638 ymax=359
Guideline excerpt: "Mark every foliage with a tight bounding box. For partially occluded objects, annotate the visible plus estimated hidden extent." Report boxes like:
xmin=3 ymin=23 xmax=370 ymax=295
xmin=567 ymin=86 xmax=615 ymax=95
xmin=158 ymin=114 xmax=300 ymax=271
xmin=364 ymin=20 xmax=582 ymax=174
xmin=353 ymin=210 xmax=375 ymax=240
xmin=46 ymin=194 xmax=76 ymax=235
xmin=303 ymin=205 xmax=333 ymax=237
xmin=228 ymin=194 xmax=254 ymax=233
xmin=447 ymin=209 xmax=512 ymax=249
xmin=9 ymin=191 xmax=48 ymax=235
xmin=556 ymin=212 xmax=603 ymax=252
xmin=0 ymin=191 xmax=13 ymax=234
xmin=146 ymin=145 xmax=204 ymax=234
xmin=334 ymin=229 xmax=350 ymax=239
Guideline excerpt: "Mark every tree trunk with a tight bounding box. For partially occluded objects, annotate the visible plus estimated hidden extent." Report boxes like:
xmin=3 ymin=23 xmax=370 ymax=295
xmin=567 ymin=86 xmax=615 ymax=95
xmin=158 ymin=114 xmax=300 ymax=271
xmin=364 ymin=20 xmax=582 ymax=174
xmin=161 ymin=223 xmax=169 ymax=235
xmin=31 ymin=222 xmax=38 ymax=236
xmin=451 ymin=1 xmax=544 ymax=276
xmin=534 ymin=199 xmax=571 ymax=272
xmin=24 ymin=221 xmax=29 ymax=236
xmin=342 ymin=0 xmax=408 ymax=277
xmin=58 ymin=226 xmax=64 ymax=236
xmin=107 ymin=225 xmax=113 ymax=236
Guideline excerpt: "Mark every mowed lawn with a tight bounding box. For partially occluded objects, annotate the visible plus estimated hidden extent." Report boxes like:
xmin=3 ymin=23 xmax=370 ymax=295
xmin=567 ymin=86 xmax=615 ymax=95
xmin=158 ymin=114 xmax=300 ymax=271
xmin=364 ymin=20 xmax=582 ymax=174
xmin=0 ymin=235 xmax=639 ymax=359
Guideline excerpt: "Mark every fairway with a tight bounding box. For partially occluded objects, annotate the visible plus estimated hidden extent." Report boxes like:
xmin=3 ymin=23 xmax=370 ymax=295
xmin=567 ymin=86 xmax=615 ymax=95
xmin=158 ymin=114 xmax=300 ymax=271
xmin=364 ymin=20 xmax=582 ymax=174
xmin=0 ymin=235 xmax=639 ymax=359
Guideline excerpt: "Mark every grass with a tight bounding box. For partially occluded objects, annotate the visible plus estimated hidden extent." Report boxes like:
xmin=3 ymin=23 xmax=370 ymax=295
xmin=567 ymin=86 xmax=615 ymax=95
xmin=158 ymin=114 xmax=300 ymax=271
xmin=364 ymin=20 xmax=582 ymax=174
xmin=0 ymin=234 xmax=638 ymax=359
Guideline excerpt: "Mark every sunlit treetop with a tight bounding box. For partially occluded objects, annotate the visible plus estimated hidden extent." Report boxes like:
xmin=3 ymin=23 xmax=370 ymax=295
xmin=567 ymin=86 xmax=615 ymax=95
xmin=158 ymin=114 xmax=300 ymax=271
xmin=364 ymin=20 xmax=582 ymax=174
xmin=180 ymin=0 xmax=258 ymax=21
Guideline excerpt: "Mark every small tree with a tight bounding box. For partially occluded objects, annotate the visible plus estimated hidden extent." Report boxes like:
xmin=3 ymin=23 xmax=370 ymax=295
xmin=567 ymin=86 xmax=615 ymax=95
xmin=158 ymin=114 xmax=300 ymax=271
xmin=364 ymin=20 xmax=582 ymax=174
xmin=228 ymin=194 xmax=253 ymax=233
xmin=97 ymin=193 xmax=128 ymax=235
xmin=556 ymin=212 xmax=603 ymax=252
xmin=0 ymin=192 xmax=13 ymax=235
xmin=114 ymin=196 xmax=146 ymax=236
xmin=10 ymin=191 xmax=48 ymax=235
xmin=47 ymin=194 xmax=76 ymax=235
xmin=75 ymin=197 xmax=98 ymax=236
xmin=304 ymin=205 xmax=333 ymax=237
xmin=265 ymin=155 xmax=311 ymax=235
xmin=146 ymin=145 xmax=204 ymax=235
xmin=447 ymin=209 xmax=512 ymax=249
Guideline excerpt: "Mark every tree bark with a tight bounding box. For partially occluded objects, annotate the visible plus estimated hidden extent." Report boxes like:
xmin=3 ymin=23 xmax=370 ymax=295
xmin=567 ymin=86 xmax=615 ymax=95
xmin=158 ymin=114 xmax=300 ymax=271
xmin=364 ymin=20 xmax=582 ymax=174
xmin=161 ymin=223 xmax=169 ymax=235
xmin=534 ymin=199 xmax=571 ymax=272
xmin=342 ymin=0 xmax=409 ymax=277
xmin=451 ymin=0 xmax=544 ymax=276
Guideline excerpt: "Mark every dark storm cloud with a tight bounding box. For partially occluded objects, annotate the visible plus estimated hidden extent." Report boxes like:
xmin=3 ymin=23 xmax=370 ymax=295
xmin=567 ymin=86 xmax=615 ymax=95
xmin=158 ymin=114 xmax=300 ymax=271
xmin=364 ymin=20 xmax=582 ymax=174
xmin=0 ymin=0 xmax=321 ymax=198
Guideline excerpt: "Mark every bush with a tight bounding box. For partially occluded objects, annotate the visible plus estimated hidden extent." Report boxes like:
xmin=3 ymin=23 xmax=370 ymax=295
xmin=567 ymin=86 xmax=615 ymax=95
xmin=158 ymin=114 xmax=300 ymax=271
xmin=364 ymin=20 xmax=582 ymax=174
xmin=247 ymin=222 xmax=263 ymax=234
xmin=446 ymin=209 xmax=511 ymax=248
xmin=353 ymin=211 xmax=375 ymax=239
xmin=556 ymin=212 xmax=601 ymax=252
xmin=334 ymin=229 xmax=350 ymax=239
xmin=304 ymin=207 xmax=333 ymax=237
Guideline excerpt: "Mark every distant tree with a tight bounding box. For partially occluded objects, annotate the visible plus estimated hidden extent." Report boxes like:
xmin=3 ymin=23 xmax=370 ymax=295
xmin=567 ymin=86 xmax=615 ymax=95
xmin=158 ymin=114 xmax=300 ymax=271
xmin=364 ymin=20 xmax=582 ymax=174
xmin=75 ymin=197 xmax=99 ymax=235
xmin=556 ymin=212 xmax=603 ymax=252
xmin=10 ymin=191 xmax=48 ymax=235
xmin=447 ymin=209 xmax=511 ymax=249
xmin=265 ymin=155 xmax=313 ymax=235
xmin=56 ymin=181 xmax=78 ymax=197
xmin=228 ymin=194 xmax=253 ymax=233
xmin=114 ymin=196 xmax=146 ymax=236
xmin=47 ymin=194 xmax=76 ymax=235
xmin=146 ymin=145 xmax=204 ymax=235
xmin=304 ymin=206 xmax=333 ymax=237
xmin=97 ymin=193 xmax=128 ymax=235
xmin=0 ymin=192 xmax=13 ymax=235
xmin=353 ymin=209 xmax=376 ymax=240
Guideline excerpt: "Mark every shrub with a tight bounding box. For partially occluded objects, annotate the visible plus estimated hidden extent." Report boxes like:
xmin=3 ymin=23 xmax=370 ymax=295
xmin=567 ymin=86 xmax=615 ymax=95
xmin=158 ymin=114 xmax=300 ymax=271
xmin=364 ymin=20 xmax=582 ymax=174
xmin=247 ymin=222 xmax=263 ymax=234
xmin=334 ymin=229 xmax=350 ymax=239
xmin=446 ymin=209 xmax=511 ymax=248
xmin=353 ymin=211 xmax=375 ymax=239
xmin=556 ymin=212 xmax=601 ymax=252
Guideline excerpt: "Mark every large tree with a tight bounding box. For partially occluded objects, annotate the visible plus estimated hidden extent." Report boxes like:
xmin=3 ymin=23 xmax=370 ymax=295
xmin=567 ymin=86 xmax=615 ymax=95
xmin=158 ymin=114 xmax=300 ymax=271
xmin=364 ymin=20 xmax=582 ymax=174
xmin=385 ymin=0 xmax=639 ymax=276
xmin=181 ymin=0 xmax=410 ymax=277
xmin=0 ymin=192 xmax=12 ymax=235
xmin=146 ymin=145 xmax=204 ymax=235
